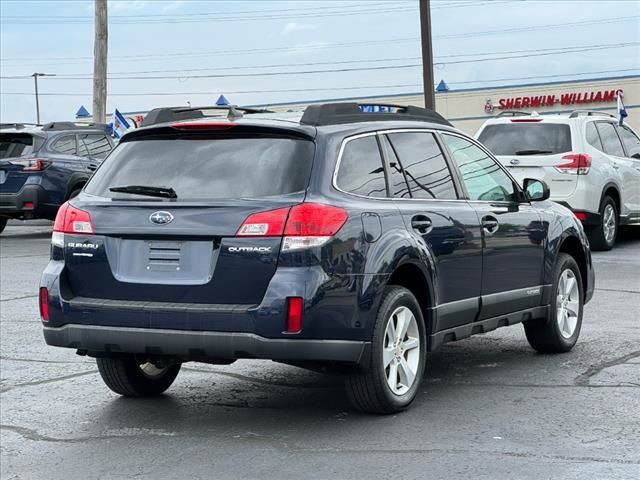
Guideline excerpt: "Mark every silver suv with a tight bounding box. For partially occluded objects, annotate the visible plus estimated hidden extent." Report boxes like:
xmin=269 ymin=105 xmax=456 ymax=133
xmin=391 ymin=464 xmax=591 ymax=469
xmin=476 ymin=111 xmax=640 ymax=250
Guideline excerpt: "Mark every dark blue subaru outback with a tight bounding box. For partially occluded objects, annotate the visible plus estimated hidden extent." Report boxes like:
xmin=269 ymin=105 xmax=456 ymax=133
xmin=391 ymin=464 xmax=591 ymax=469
xmin=0 ymin=122 xmax=114 ymax=233
xmin=40 ymin=104 xmax=594 ymax=413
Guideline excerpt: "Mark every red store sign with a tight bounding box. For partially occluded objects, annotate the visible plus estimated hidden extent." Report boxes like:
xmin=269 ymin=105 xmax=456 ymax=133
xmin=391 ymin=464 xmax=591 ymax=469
xmin=486 ymin=88 xmax=623 ymax=112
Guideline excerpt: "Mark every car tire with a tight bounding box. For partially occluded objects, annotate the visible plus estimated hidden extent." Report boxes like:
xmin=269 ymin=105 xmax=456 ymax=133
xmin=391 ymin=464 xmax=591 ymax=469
xmin=524 ymin=253 xmax=583 ymax=353
xmin=345 ymin=286 xmax=427 ymax=414
xmin=587 ymin=195 xmax=618 ymax=251
xmin=68 ymin=187 xmax=83 ymax=199
xmin=96 ymin=355 xmax=181 ymax=397
xmin=0 ymin=217 xmax=7 ymax=234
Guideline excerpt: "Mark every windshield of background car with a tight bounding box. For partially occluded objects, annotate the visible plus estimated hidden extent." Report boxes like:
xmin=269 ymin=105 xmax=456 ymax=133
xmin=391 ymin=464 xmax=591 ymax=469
xmin=478 ymin=123 xmax=572 ymax=156
xmin=0 ymin=133 xmax=37 ymax=159
xmin=84 ymin=135 xmax=315 ymax=201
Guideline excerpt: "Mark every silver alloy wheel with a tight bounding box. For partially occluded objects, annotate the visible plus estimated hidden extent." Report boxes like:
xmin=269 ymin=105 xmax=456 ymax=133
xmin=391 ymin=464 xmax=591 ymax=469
xmin=602 ymin=204 xmax=616 ymax=244
xmin=556 ymin=269 xmax=580 ymax=339
xmin=383 ymin=306 xmax=421 ymax=396
xmin=138 ymin=361 xmax=169 ymax=379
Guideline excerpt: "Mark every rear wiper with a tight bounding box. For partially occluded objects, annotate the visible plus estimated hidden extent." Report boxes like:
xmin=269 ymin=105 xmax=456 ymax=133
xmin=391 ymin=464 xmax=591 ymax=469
xmin=514 ymin=149 xmax=552 ymax=155
xmin=109 ymin=185 xmax=177 ymax=199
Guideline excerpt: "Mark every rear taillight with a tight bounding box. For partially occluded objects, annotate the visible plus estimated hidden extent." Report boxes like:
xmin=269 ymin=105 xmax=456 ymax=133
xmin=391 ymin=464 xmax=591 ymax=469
xmin=236 ymin=203 xmax=348 ymax=252
xmin=286 ymin=297 xmax=303 ymax=333
xmin=555 ymin=154 xmax=591 ymax=175
xmin=574 ymin=212 xmax=587 ymax=221
xmin=39 ymin=287 xmax=50 ymax=322
xmin=51 ymin=202 xmax=94 ymax=247
xmin=9 ymin=158 xmax=50 ymax=171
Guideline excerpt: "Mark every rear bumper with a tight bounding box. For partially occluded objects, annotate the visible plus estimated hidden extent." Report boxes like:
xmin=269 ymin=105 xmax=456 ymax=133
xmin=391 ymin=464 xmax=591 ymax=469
xmin=0 ymin=184 xmax=57 ymax=219
xmin=43 ymin=324 xmax=369 ymax=364
xmin=555 ymin=201 xmax=600 ymax=226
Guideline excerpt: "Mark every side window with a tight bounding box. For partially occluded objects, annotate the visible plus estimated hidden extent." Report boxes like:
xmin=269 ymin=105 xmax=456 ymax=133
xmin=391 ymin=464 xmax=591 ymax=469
xmin=51 ymin=135 xmax=77 ymax=155
xmin=442 ymin=134 xmax=516 ymax=202
xmin=336 ymin=136 xmax=387 ymax=198
xmin=585 ymin=122 xmax=603 ymax=152
xmin=596 ymin=122 xmax=625 ymax=157
xmin=79 ymin=134 xmax=111 ymax=159
xmin=616 ymin=125 xmax=640 ymax=158
xmin=386 ymin=132 xmax=457 ymax=199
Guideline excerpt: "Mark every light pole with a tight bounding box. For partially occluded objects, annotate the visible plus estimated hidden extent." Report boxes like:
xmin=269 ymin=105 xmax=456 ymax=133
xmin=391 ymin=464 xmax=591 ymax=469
xmin=31 ymin=72 xmax=55 ymax=124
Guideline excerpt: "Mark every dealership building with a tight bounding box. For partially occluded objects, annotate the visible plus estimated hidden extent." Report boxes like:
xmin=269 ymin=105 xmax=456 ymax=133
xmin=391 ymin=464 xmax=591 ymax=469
xmin=89 ymin=75 xmax=639 ymax=136
xmin=255 ymin=75 xmax=639 ymax=135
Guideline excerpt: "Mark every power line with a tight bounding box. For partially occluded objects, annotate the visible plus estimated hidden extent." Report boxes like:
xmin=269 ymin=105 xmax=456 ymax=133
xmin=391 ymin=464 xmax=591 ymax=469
xmin=2 ymin=15 xmax=636 ymax=67
xmin=2 ymin=69 xmax=637 ymax=97
xmin=3 ymin=42 xmax=635 ymax=81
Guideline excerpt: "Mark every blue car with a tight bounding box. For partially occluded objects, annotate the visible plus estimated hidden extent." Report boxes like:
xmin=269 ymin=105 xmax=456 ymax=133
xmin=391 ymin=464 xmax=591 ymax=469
xmin=0 ymin=122 xmax=114 ymax=233
xmin=39 ymin=104 xmax=594 ymax=413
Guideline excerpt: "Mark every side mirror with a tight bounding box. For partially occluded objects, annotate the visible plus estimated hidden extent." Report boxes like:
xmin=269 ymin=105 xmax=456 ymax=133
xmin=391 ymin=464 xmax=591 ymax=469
xmin=523 ymin=178 xmax=550 ymax=202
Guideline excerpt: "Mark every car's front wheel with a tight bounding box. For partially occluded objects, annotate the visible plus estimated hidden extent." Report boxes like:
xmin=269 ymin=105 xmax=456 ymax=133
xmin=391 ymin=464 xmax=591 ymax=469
xmin=0 ymin=217 xmax=7 ymax=234
xmin=524 ymin=253 xmax=583 ymax=353
xmin=96 ymin=355 xmax=181 ymax=397
xmin=345 ymin=286 xmax=426 ymax=414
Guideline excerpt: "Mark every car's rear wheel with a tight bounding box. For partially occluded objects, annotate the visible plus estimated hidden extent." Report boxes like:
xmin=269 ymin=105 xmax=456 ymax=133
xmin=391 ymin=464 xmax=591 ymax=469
xmin=345 ymin=286 xmax=426 ymax=414
xmin=96 ymin=355 xmax=181 ymax=397
xmin=0 ymin=217 xmax=7 ymax=234
xmin=524 ymin=253 xmax=583 ymax=353
xmin=587 ymin=195 xmax=617 ymax=251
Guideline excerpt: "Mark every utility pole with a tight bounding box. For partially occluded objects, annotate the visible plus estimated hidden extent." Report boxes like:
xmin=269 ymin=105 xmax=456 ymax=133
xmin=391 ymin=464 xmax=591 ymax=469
xmin=419 ymin=0 xmax=435 ymax=110
xmin=31 ymin=73 xmax=55 ymax=124
xmin=93 ymin=0 xmax=108 ymax=123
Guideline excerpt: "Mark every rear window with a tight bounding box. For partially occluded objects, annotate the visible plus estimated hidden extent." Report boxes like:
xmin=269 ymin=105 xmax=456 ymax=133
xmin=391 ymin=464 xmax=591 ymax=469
xmin=0 ymin=134 xmax=36 ymax=159
xmin=85 ymin=136 xmax=315 ymax=201
xmin=478 ymin=123 xmax=572 ymax=156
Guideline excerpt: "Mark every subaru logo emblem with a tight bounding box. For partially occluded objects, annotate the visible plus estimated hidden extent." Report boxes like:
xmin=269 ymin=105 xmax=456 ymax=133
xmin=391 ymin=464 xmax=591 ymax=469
xmin=510 ymin=158 xmax=520 ymax=166
xmin=149 ymin=211 xmax=174 ymax=225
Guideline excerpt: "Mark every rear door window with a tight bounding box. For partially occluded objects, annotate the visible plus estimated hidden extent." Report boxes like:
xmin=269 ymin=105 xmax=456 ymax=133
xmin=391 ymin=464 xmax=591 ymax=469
xmin=596 ymin=122 xmax=625 ymax=157
xmin=78 ymin=134 xmax=112 ymax=159
xmin=85 ymin=135 xmax=315 ymax=201
xmin=0 ymin=134 xmax=36 ymax=158
xmin=386 ymin=132 xmax=457 ymax=199
xmin=585 ymin=122 xmax=603 ymax=151
xmin=477 ymin=123 xmax=572 ymax=156
xmin=336 ymin=136 xmax=387 ymax=198
xmin=51 ymin=135 xmax=77 ymax=155
xmin=616 ymin=125 xmax=640 ymax=158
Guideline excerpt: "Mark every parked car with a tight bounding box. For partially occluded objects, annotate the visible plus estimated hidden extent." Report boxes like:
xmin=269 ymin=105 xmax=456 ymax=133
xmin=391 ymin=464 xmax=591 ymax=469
xmin=476 ymin=111 xmax=640 ymax=250
xmin=40 ymin=104 xmax=594 ymax=414
xmin=0 ymin=122 xmax=114 ymax=233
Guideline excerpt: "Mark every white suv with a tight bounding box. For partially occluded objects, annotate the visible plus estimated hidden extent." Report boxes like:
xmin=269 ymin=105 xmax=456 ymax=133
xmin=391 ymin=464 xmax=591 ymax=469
xmin=475 ymin=111 xmax=640 ymax=250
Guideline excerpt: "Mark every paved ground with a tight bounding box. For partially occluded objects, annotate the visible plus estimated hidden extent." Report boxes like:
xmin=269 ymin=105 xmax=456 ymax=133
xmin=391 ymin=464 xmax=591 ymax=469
xmin=1 ymin=222 xmax=639 ymax=480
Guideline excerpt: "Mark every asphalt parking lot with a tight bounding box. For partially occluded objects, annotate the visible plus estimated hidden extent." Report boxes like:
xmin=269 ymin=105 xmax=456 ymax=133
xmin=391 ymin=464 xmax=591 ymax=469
xmin=1 ymin=222 xmax=639 ymax=480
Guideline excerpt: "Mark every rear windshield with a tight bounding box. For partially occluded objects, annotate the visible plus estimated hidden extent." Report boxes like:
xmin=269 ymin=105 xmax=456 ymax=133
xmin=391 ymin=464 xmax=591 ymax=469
xmin=84 ymin=135 xmax=315 ymax=201
xmin=478 ymin=123 xmax=572 ymax=156
xmin=0 ymin=133 xmax=36 ymax=159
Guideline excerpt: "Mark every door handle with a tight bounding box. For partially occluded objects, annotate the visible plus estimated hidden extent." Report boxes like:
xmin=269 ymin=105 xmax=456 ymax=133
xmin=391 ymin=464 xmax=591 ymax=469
xmin=411 ymin=215 xmax=432 ymax=233
xmin=482 ymin=215 xmax=499 ymax=235
xmin=88 ymin=164 xmax=97 ymax=171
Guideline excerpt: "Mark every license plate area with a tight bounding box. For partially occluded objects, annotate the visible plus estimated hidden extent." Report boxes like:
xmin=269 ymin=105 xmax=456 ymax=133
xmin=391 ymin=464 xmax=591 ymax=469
xmin=104 ymin=238 xmax=219 ymax=285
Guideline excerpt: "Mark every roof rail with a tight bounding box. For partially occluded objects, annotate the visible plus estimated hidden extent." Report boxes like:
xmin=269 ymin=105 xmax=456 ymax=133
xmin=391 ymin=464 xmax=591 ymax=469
xmin=496 ymin=111 xmax=531 ymax=117
xmin=41 ymin=121 xmax=111 ymax=132
xmin=0 ymin=123 xmax=41 ymax=130
xmin=568 ymin=110 xmax=616 ymax=119
xmin=139 ymin=105 xmax=274 ymax=127
xmin=299 ymin=102 xmax=452 ymax=127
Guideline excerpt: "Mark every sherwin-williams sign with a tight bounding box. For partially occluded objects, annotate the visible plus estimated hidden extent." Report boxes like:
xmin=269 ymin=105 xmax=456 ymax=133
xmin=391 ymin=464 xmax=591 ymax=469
xmin=495 ymin=89 xmax=623 ymax=110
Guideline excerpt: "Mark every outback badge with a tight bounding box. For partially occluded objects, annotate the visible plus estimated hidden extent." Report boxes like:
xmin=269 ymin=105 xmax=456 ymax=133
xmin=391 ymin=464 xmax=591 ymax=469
xmin=149 ymin=211 xmax=174 ymax=225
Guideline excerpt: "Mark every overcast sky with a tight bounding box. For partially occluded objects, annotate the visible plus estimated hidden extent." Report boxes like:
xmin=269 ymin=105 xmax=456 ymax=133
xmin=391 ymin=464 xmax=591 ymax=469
xmin=1 ymin=0 xmax=638 ymax=123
